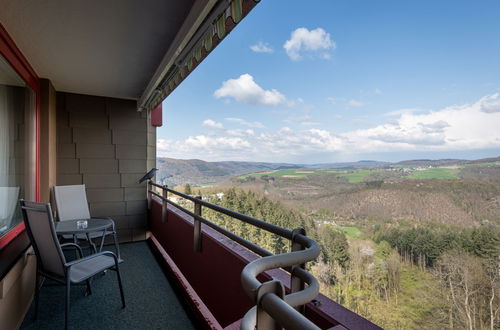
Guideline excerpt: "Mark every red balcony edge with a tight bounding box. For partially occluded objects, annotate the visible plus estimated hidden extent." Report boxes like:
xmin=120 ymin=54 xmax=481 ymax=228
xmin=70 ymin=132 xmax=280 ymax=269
xmin=148 ymin=234 xmax=222 ymax=330
xmin=148 ymin=197 xmax=381 ymax=329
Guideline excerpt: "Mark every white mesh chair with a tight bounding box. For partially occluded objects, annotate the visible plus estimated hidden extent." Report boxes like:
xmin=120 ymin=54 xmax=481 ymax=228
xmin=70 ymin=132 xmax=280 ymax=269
xmin=53 ymin=184 xmax=115 ymax=253
xmin=20 ymin=200 xmax=125 ymax=330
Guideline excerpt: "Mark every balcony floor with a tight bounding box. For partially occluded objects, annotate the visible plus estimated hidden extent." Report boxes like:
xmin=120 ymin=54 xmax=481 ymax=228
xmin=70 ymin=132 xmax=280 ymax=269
xmin=21 ymin=241 xmax=196 ymax=330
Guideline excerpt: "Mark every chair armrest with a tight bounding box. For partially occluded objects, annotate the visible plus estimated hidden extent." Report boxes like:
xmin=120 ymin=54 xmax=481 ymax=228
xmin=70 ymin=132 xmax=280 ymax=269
xmin=64 ymin=250 xmax=118 ymax=268
xmin=60 ymin=242 xmax=84 ymax=258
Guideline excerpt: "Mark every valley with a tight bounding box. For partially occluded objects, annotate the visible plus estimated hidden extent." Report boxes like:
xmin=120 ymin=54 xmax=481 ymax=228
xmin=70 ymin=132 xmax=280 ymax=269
xmin=159 ymin=156 xmax=500 ymax=329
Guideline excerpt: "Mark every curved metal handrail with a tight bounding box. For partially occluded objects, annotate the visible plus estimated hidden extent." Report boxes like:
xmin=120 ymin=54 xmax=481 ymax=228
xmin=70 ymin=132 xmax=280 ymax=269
xmin=148 ymin=182 xmax=322 ymax=329
xmin=240 ymin=235 xmax=321 ymax=330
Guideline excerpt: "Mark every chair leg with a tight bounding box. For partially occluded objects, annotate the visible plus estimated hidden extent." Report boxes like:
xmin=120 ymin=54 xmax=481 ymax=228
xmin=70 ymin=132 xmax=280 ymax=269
xmin=85 ymin=279 xmax=92 ymax=296
xmin=115 ymin=266 xmax=126 ymax=308
xmin=65 ymin=278 xmax=71 ymax=330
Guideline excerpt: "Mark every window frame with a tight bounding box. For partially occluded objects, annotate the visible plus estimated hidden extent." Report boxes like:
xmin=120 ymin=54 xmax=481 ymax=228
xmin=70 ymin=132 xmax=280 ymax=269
xmin=0 ymin=23 xmax=40 ymax=249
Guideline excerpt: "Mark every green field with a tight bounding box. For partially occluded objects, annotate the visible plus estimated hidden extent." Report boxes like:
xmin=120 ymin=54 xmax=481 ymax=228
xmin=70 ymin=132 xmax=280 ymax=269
xmin=333 ymin=170 xmax=372 ymax=183
xmin=408 ymin=168 xmax=459 ymax=179
xmin=329 ymin=225 xmax=362 ymax=238
xmin=239 ymin=164 xmax=478 ymax=182
xmin=239 ymin=168 xmax=375 ymax=183
xmin=238 ymin=169 xmax=315 ymax=179
xmin=340 ymin=226 xmax=362 ymax=238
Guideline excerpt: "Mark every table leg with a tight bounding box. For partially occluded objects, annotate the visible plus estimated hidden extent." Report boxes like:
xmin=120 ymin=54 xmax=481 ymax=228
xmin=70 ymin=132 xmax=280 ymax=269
xmin=85 ymin=233 xmax=98 ymax=254
xmin=73 ymin=235 xmax=79 ymax=259
xmin=98 ymin=230 xmax=106 ymax=252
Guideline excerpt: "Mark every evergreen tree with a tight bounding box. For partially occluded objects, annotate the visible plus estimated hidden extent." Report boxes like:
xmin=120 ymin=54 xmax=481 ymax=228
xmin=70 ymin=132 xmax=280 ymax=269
xmin=184 ymin=184 xmax=192 ymax=195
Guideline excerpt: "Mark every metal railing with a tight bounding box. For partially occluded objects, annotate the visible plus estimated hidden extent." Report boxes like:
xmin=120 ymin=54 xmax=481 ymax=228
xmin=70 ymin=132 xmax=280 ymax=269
xmin=148 ymin=181 xmax=321 ymax=330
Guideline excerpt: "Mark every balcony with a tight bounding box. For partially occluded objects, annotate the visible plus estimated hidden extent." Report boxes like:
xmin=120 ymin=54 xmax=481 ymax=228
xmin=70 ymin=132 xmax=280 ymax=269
xmin=0 ymin=1 xmax=382 ymax=328
xmin=20 ymin=242 xmax=196 ymax=329
xmin=13 ymin=184 xmax=380 ymax=329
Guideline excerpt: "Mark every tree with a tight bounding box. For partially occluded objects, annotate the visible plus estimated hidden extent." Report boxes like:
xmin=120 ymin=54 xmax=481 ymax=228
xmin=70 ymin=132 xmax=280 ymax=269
xmin=184 ymin=184 xmax=192 ymax=195
xmin=435 ymin=250 xmax=498 ymax=330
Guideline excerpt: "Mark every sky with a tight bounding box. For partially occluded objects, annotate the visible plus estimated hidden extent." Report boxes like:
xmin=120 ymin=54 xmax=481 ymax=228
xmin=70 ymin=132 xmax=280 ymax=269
xmin=158 ymin=0 xmax=500 ymax=164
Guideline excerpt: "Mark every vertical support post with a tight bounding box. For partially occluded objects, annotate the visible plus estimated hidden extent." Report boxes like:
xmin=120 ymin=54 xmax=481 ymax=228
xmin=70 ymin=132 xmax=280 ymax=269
xmin=256 ymin=280 xmax=285 ymax=330
xmin=193 ymin=195 xmax=202 ymax=252
xmin=290 ymin=227 xmax=306 ymax=314
xmin=161 ymin=185 xmax=168 ymax=222
xmin=147 ymin=180 xmax=152 ymax=209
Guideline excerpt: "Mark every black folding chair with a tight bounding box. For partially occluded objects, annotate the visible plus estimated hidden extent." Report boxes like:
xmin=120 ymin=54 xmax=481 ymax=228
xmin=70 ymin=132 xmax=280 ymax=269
xmin=20 ymin=200 xmax=125 ymax=330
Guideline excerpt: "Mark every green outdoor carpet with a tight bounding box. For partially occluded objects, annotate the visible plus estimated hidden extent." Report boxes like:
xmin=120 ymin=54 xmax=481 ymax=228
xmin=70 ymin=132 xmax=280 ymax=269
xmin=21 ymin=242 xmax=197 ymax=330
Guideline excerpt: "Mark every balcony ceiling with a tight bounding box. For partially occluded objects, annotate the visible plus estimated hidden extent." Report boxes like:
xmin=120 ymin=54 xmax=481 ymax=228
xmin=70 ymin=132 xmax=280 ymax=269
xmin=0 ymin=0 xmax=198 ymax=100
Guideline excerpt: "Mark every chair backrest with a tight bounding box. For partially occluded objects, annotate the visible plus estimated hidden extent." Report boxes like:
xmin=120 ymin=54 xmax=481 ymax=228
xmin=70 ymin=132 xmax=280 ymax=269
xmin=53 ymin=185 xmax=91 ymax=221
xmin=20 ymin=200 xmax=66 ymax=277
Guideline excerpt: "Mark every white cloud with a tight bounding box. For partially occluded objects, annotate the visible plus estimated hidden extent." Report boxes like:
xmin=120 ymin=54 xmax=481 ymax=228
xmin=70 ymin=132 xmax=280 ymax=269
xmin=384 ymin=108 xmax=423 ymax=117
xmin=284 ymin=114 xmax=319 ymax=126
xmin=344 ymin=93 xmax=500 ymax=152
xmin=227 ymin=129 xmax=255 ymax=137
xmin=202 ymin=119 xmax=224 ymax=129
xmin=479 ymin=93 xmax=500 ymax=113
xmin=225 ymin=117 xmax=265 ymax=128
xmin=284 ymin=27 xmax=335 ymax=61
xmin=348 ymin=100 xmax=365 ymax=107
xmin=158 ymin=94 xmax=500 ymax=161
xmin=250 ymin=42 xmax=274 ymax=53
xmin=214 ymin=74 xmax=287 ymax=106
xmin=185 ymin=135 xmax=250 ymax=149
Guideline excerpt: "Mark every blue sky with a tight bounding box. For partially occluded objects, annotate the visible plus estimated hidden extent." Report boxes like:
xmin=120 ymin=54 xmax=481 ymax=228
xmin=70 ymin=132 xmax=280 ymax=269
xmin=158 ymin=0 xmax=500 ymax=163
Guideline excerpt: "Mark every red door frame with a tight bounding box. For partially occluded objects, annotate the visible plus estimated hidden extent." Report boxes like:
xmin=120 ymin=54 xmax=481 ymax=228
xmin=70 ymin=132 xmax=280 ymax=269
xmin=0 ymin=23 xmax=40 ymax=249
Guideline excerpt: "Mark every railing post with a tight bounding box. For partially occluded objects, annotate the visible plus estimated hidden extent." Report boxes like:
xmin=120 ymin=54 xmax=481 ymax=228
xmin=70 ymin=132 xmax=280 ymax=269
xmin=193 ymin=195 xmax=202 ymax=252
xmin=161 ymin=185 xmax=168 ymax=222
xmin=291 ymin=227 xmax=306 ymax=314
xmin=147 ymin=180 xmax=152 ymax=209
xmin=256 ymin=280 xmax=285 ymax=330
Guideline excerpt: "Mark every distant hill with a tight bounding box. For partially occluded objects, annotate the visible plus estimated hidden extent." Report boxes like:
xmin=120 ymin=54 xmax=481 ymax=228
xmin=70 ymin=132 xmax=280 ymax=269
xmin=306 ymin=160 xmax=389 ymax=169
xmin=156 ymin=158 xmax=301 ymax=186
xmin=156 ymin=156 xmax=499 ymax=187
xmin=465 ymin=156 xmax=500 ymax=164
xmin=394 ymin=159 xmax=466 ymax=167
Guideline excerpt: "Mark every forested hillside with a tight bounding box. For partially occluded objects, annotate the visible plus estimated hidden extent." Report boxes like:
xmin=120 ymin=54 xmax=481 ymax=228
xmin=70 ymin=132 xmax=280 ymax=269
xmin=174 ymin=158 xmax=500 ymax=329
xmin=221 ymin=174 xmax=500 ymax=227
xmin=192 ymin=188 xmax=499 ymax=329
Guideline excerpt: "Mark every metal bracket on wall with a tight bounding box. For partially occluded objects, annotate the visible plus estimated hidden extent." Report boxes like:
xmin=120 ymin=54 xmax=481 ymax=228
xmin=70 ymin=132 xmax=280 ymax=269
xmin=161 ymin=185 xmax=168 ymax=223
xmin=256 ymin=280 xmax=285 ymax=330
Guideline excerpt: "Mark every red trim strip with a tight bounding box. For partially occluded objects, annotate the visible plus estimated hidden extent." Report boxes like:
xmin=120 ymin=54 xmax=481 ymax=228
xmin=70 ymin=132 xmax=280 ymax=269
xmin=151 ymin=103 xmax=163 ymax=127
xmin=0 ymin=23 xmax=40 ymax=249
xmin=0 ymin=24 xmax=39 ymax=91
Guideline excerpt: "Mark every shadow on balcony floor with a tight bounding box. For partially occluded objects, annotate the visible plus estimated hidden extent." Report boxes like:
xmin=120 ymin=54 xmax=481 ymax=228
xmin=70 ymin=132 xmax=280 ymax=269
xmin=21 ymin=241 xmax=197 ymax=330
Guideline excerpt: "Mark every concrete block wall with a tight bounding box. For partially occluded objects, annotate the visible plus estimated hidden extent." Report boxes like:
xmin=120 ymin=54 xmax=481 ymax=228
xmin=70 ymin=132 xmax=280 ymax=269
xmin=56 ymin=92 xmax=154 ymax=242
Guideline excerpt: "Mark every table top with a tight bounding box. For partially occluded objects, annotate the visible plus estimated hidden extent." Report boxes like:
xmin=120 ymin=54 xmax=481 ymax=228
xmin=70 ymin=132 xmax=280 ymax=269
xmin=55 ymin=218 xmax=113 ymax=234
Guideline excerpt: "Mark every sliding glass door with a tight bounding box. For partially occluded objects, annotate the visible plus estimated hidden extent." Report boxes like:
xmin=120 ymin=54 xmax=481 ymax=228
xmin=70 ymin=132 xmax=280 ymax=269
xmin=0 ymin=54 xmax=36 ymax=241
